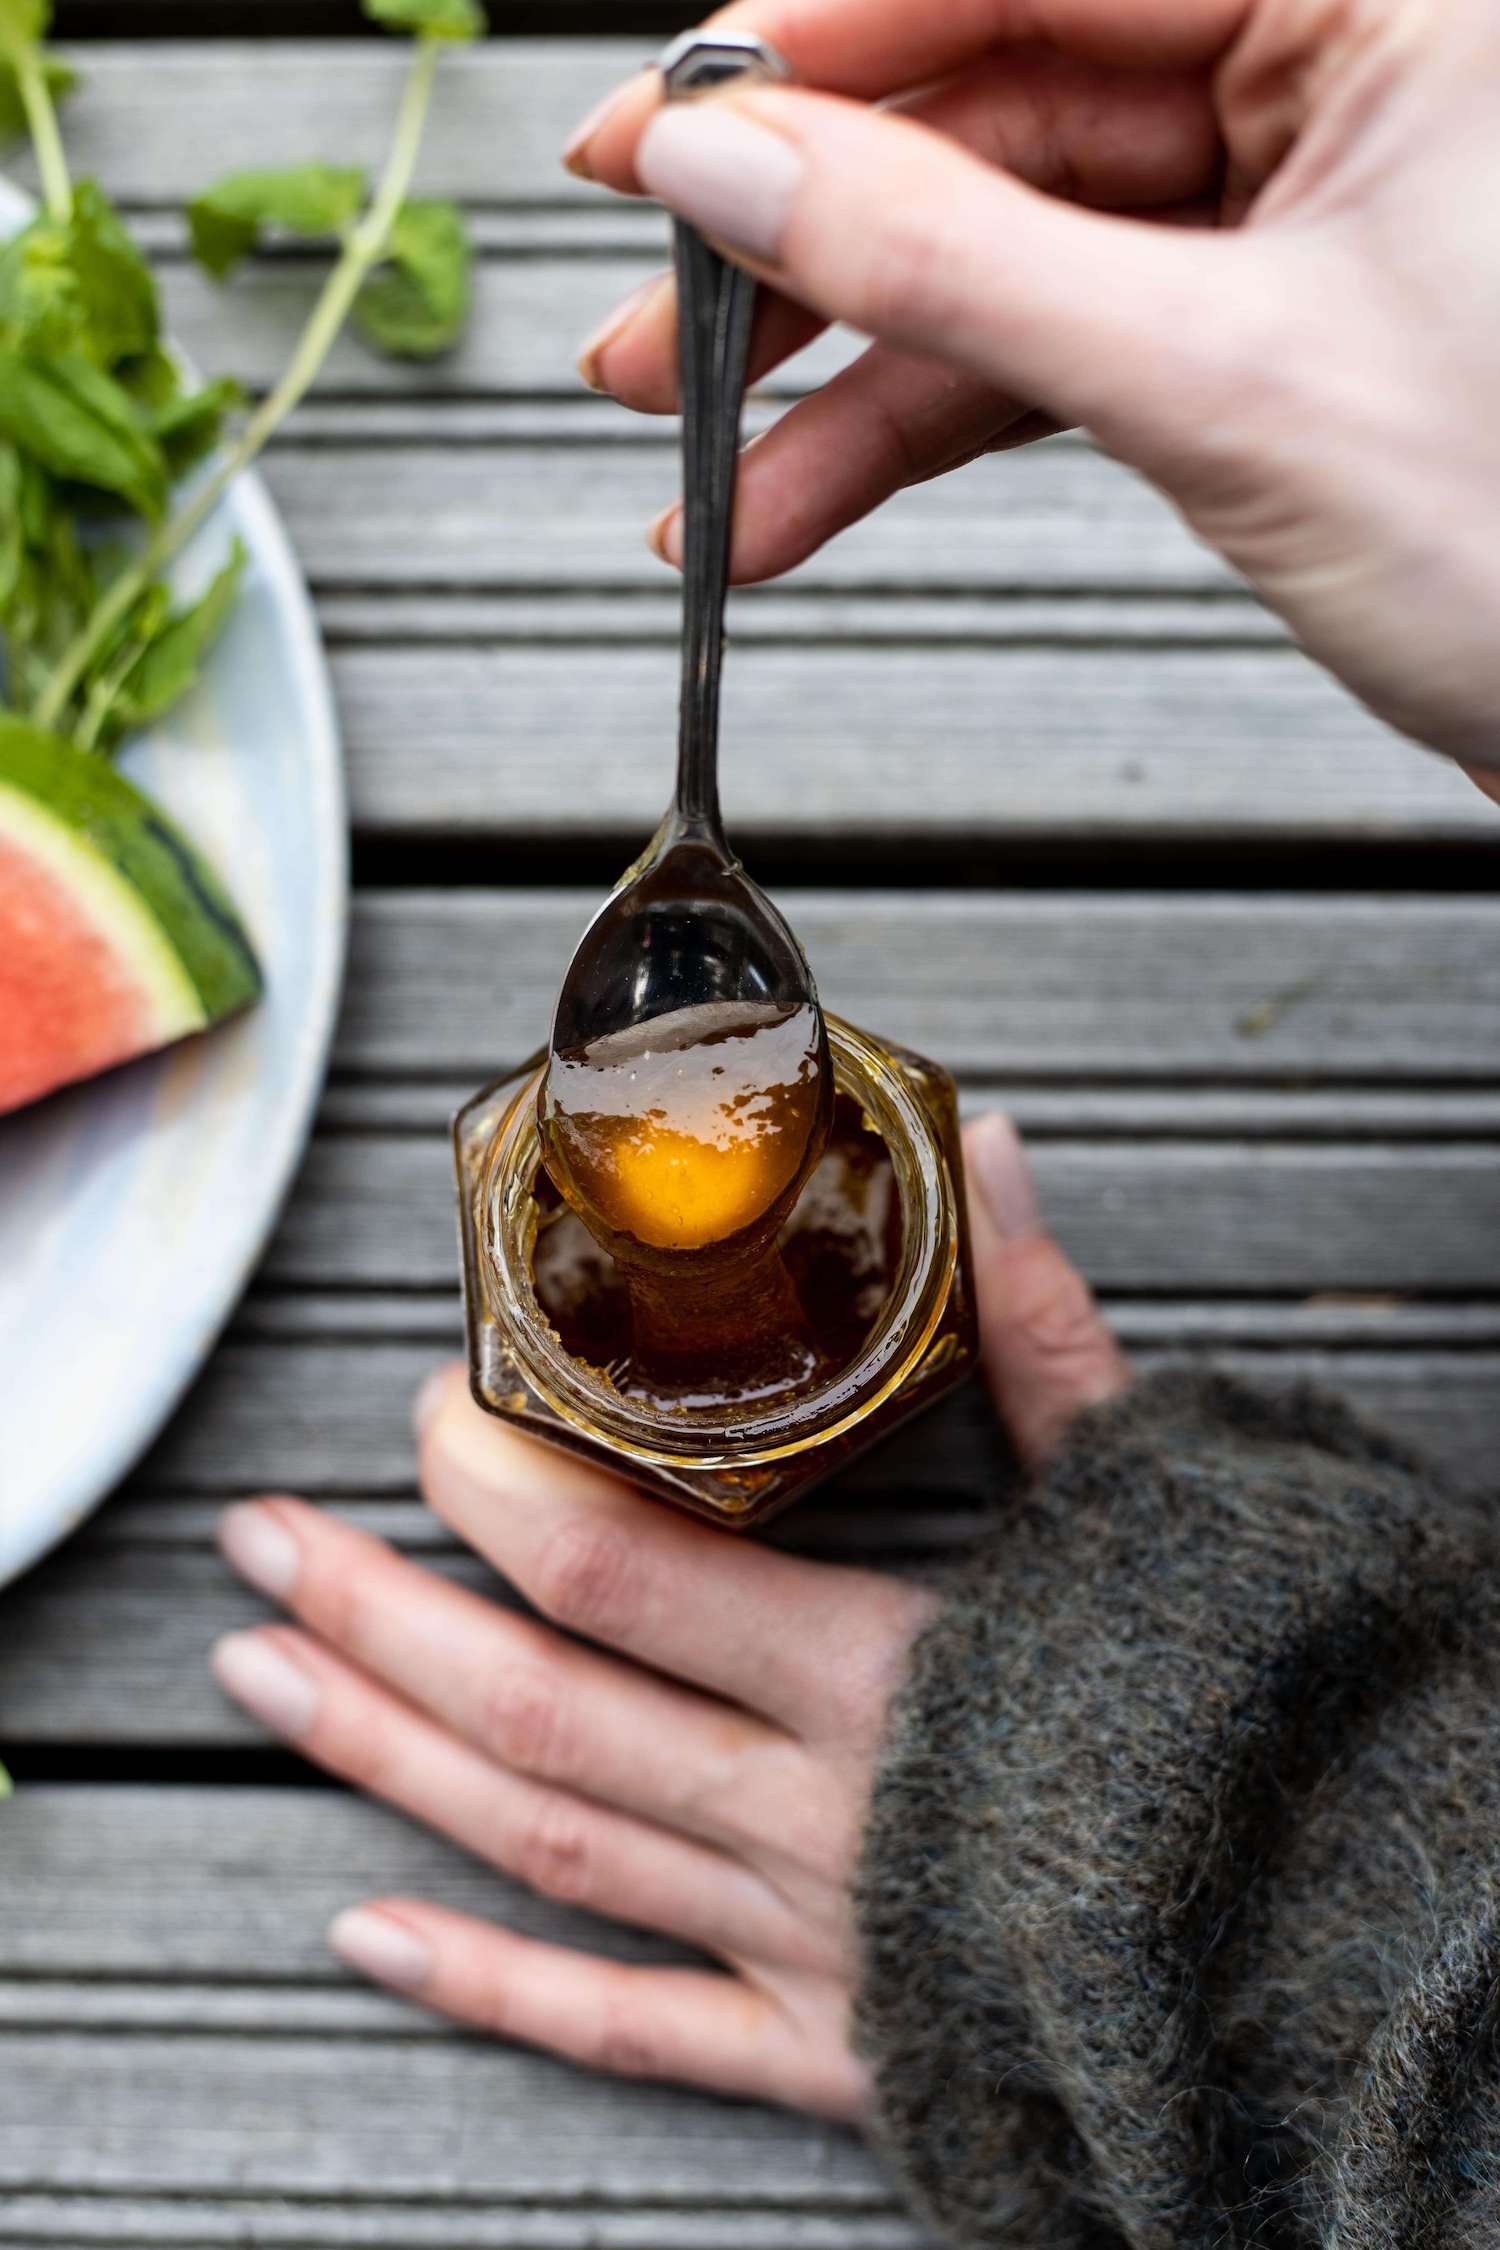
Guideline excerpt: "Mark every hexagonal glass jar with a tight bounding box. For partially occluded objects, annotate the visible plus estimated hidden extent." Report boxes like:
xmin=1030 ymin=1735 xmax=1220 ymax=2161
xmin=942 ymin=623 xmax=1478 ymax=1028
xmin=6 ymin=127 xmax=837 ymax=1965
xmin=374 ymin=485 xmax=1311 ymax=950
xmin=453 ymin=1016 xmax=978 ymax=1530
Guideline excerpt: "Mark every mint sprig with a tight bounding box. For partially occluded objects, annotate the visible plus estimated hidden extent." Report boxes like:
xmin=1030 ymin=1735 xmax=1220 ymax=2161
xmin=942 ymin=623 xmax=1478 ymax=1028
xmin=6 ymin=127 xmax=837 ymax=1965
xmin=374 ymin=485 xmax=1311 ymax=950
xmin=0 ymin=0 xmax=484 ymax=751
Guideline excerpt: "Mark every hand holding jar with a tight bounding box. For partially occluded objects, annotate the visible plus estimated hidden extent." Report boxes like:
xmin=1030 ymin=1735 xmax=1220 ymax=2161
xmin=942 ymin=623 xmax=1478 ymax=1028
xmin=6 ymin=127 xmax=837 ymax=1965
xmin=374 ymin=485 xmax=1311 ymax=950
xmin=210 ymin=1114 xmax=1126 ymax=2112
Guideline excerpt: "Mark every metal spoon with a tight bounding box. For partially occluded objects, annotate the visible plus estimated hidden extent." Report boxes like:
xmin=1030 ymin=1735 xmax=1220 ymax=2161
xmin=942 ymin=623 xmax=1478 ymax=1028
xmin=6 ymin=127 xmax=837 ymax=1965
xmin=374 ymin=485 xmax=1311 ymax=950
xmin=539 ymin=31 xmax=832 ymax=1249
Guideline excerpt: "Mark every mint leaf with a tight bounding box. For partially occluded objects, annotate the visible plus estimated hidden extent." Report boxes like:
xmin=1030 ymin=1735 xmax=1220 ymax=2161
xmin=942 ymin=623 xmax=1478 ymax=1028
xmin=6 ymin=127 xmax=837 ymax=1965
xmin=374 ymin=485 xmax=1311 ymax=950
xmin=352 ymin=198 xmax=470 ymax=359
xmin=0 ymin=53 xmax=73 ymax=146
xmin=1 ymin=461 xmax=96 ymax=712
xmin=59 ymin=180 xmax=159 ymax=364
xmin=149 ymin=374 xmax=244 ymax=476
xmin=0 ymin=441 xmax=22 ymax=603
xmin=0 ymin=1762 xmax=11 ymax=1802
xmin=89 ymin=539 xmax=245 ymax=747
xmin=0 ymin=217 xmax=77 ymax=353
xmin=363 ymin=0 xmax=486 ymax=39
xmin=187 ymin=164 xmax=369 ymax=280
xmin=0 ymin=351 xmax=165 ymax=517
xmin=0 ymin=184 xmax=158 ymax=367
xmin=116 ymin=344 xmax=180 ymax=409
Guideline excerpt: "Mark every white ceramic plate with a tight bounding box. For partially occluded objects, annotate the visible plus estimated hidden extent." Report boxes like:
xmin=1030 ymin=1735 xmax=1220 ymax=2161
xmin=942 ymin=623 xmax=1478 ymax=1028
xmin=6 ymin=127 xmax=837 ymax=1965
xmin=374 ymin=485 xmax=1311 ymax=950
xmin=0 ymin=177 xmax=348 ymax=1588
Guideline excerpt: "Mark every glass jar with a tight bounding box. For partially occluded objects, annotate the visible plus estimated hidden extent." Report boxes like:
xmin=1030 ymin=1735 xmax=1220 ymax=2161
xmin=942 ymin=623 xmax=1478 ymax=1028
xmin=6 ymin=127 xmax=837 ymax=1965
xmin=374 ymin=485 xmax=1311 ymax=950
xmin=452 ymin=1016 xmax=979 ymax=1530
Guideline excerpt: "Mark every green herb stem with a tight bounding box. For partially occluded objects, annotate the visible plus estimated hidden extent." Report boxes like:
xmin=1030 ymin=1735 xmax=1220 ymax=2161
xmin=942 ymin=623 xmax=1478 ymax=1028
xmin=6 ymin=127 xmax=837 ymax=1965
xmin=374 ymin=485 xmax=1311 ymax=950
xmin=15 ymin=42 xmax=72 ymax=221
xmin=36 ymin=35 xmax=440 ymax=738
xmin=74 ymin=619 xmax=146 ymax=752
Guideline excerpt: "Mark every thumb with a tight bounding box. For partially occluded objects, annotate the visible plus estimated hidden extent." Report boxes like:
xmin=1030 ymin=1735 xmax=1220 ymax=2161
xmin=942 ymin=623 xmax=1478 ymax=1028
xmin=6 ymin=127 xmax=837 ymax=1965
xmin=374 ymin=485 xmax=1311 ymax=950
xmin=635 ymin=86 xmax=1259 ymax=468
xmin=962 ymin=1113 xmax=1131 ymax=1470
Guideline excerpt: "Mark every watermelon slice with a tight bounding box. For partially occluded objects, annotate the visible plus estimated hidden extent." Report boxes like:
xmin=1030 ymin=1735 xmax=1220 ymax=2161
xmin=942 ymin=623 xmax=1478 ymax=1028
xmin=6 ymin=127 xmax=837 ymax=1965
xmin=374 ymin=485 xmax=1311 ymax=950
xmin=0 ymin=716 xmax=261 ymax=1116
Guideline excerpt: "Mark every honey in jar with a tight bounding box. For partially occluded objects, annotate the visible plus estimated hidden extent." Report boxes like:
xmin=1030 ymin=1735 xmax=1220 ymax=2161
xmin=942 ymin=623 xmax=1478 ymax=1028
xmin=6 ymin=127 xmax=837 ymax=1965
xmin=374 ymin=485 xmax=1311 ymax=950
xmin=454 ymin=1016 xmax=980 ymax=1529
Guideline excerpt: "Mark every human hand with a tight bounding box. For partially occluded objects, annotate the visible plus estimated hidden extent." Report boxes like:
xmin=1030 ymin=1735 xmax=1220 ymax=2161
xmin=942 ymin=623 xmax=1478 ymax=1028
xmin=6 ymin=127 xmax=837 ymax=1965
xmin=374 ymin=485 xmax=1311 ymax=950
xmin=567 ymin=0 xmax=1500 ymax=771
xmin=211 ymin=1114 xmax=1128 ymax=2114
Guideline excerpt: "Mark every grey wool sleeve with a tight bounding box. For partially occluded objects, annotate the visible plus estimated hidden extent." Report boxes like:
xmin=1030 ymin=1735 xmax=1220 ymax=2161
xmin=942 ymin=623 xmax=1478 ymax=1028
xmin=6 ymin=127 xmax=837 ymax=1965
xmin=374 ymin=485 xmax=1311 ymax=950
xmin=853 ymin=1366 xmax=1500 ymax=2250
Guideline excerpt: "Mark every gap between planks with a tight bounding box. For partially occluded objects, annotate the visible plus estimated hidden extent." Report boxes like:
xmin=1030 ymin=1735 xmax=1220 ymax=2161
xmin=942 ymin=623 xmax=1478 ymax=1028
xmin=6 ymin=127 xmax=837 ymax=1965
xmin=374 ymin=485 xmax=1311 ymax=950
xmin=0 ymin=2194 xmax=924 ymax=2250
xmin=314 ymin=1081 xmax=1500 ymax=1139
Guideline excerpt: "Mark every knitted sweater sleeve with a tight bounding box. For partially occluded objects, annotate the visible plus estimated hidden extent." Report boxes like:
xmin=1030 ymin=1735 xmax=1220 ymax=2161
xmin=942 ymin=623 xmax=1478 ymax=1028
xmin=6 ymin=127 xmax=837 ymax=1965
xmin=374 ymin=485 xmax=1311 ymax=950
xmin=853 ymin=1367 xmax=1500 ymax=2250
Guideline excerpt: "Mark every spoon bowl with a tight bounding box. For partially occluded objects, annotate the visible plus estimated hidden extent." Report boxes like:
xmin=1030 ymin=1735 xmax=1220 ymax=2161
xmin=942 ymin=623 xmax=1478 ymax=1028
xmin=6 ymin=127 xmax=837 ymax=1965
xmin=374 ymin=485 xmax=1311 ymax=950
xmin=546 ymin=819 xmax=820 ymax=1054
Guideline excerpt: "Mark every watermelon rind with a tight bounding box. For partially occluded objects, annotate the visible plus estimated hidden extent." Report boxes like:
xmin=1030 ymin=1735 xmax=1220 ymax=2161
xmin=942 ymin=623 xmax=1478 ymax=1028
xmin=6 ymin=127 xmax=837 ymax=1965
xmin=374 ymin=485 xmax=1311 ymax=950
xmin=0 ymin=715 xmax=262 ymax=1032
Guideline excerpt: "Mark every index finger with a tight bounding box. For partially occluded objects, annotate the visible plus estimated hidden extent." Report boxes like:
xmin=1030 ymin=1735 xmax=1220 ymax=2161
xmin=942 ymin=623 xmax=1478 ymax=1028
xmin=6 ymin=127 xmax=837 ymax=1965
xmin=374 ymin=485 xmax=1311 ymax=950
xmin=416 ymin=1364 xmax=926 ymax=1737
xmin=568 ymin=0 xmax=1248 ymax=190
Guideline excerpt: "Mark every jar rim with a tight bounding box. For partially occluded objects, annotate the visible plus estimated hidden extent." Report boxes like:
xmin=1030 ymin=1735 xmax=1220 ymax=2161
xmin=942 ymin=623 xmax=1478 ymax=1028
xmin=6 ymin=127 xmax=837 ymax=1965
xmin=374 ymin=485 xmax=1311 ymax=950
xmin=477 ymin=1017 xmax=959 ymax=1470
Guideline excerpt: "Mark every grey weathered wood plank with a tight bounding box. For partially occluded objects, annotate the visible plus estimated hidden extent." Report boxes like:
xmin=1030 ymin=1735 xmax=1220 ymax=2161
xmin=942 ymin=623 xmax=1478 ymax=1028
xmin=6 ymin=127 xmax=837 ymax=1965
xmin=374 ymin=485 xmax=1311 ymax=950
xmin=326 ymin=646 xmax=1490 ymax=841
xmin=333 ymin=893 xmax=1500 ymax=1080
xmin=263 ymin=1132 xmax=1500 ymax=1292
xmin=0 ymin=1541 xmax=487 ymax=1741
xmin=28 ymin=42 xmax=641 ymax=205
xmin=257 ymin=438 xmax=1229 ymax=593
xmin=157 ymin=251 xmax=857 ymax=398
xmin=0 ymin=2199 xmax=923 ymax=2250
xmin=0 ymin=2031 xmax=878 ymax=2202
xmin=0 ymin=1786 xmax=680 ymax=1979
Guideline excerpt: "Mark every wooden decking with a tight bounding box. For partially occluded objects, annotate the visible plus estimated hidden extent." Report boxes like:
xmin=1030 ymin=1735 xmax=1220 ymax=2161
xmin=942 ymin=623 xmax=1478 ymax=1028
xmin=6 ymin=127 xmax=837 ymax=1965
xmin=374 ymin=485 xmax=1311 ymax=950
xmin=2 ymin=33 xmax=1498 ymax=2246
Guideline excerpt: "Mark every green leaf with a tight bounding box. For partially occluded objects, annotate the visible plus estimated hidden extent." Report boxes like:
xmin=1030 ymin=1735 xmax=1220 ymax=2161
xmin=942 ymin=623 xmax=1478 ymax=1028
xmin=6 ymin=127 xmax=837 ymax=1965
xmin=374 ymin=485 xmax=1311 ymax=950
xmin=0 ymin=183 xmax=158 ymax=367
xmin=0 ymin=1762 xmax=11 ymax=1802
xmin=60 ymin=180 xmax=159 ymax=364
xmin=16 ymin=445 xmax=52 ymax=542
xmin=363 ymin=0 xmax=486 ymax=38
xmin=0 ymin=52 xmax=73 ymax=145
xmin=187 ymin=164 xmax=368 ymax=280
xmin=0 ymin=440 xmax=22 ymax=604
xmin=0 ymin=461 xmax=97 ymax=715
xmin=149 ymin=375 xmax=244 ymax=477
xmin=0 ymin=350 xmax=165 ymax=517
xmin=352 ymin=198 xmax=470 ymax=359
xmin=88 ymin=539 xmax=246 ymax=748
xmin=116 ymin=344 xmax=180 ymax=410
xmin=0 ymin=215 xmax=76 ymax=354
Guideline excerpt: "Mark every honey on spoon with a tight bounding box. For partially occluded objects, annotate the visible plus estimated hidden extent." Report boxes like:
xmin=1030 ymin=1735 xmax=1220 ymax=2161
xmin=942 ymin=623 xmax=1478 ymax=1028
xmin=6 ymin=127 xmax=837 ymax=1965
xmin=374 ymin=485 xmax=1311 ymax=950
xmin=537 ymin=32 xmax=832 ymax=1384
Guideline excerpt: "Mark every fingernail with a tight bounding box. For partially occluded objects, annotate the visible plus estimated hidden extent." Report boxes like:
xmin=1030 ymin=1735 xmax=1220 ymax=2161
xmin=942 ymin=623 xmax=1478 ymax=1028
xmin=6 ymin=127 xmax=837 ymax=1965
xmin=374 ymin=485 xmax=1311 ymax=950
xmin=219 ymin=1501 xmax=299 ymax=1601
xmin=577 ymin=271 xmax=669 ymax=394
xmin=413 ymin=1367 xmax=448 ymax=1441
xmin=647 ymin=502 xmax=682 ymax=568
xmin=212 ymin=1631 xmax=319 ymax=1741
xmin=968 ymin=1113 xmax=1042 ymax=1240
xmin=563 ymin=70 xmax=652 ymax=180
xmin=636 ymin=102 xmax=804 ymax=262
xmin=330 ymin=1906 xmax=432 ymax=1992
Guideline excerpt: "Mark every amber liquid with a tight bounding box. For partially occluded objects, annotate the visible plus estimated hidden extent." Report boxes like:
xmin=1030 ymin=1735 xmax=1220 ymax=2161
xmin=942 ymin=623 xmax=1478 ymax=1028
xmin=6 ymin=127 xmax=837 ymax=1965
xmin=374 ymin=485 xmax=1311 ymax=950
xmin=533 ymin=1090 xmax=902 ymax=1408
xmin=537 ymin=1001 xmax=853 ymax=1400
xmin=540 ymin=1001 xmax=825 ymax=1253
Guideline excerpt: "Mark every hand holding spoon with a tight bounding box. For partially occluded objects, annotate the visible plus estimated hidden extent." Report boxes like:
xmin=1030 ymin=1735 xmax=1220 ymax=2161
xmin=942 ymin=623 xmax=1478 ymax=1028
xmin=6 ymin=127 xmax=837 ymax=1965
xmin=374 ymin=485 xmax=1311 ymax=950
xmin=540 ymin=32 xmax=832 ymax=1277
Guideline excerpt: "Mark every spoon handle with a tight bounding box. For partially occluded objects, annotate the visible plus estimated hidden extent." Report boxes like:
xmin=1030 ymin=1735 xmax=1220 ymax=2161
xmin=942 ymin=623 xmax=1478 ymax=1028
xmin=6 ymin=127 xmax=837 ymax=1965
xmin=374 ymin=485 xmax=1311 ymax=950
xmin=664 ymin=33 xmax=790 ymax=837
